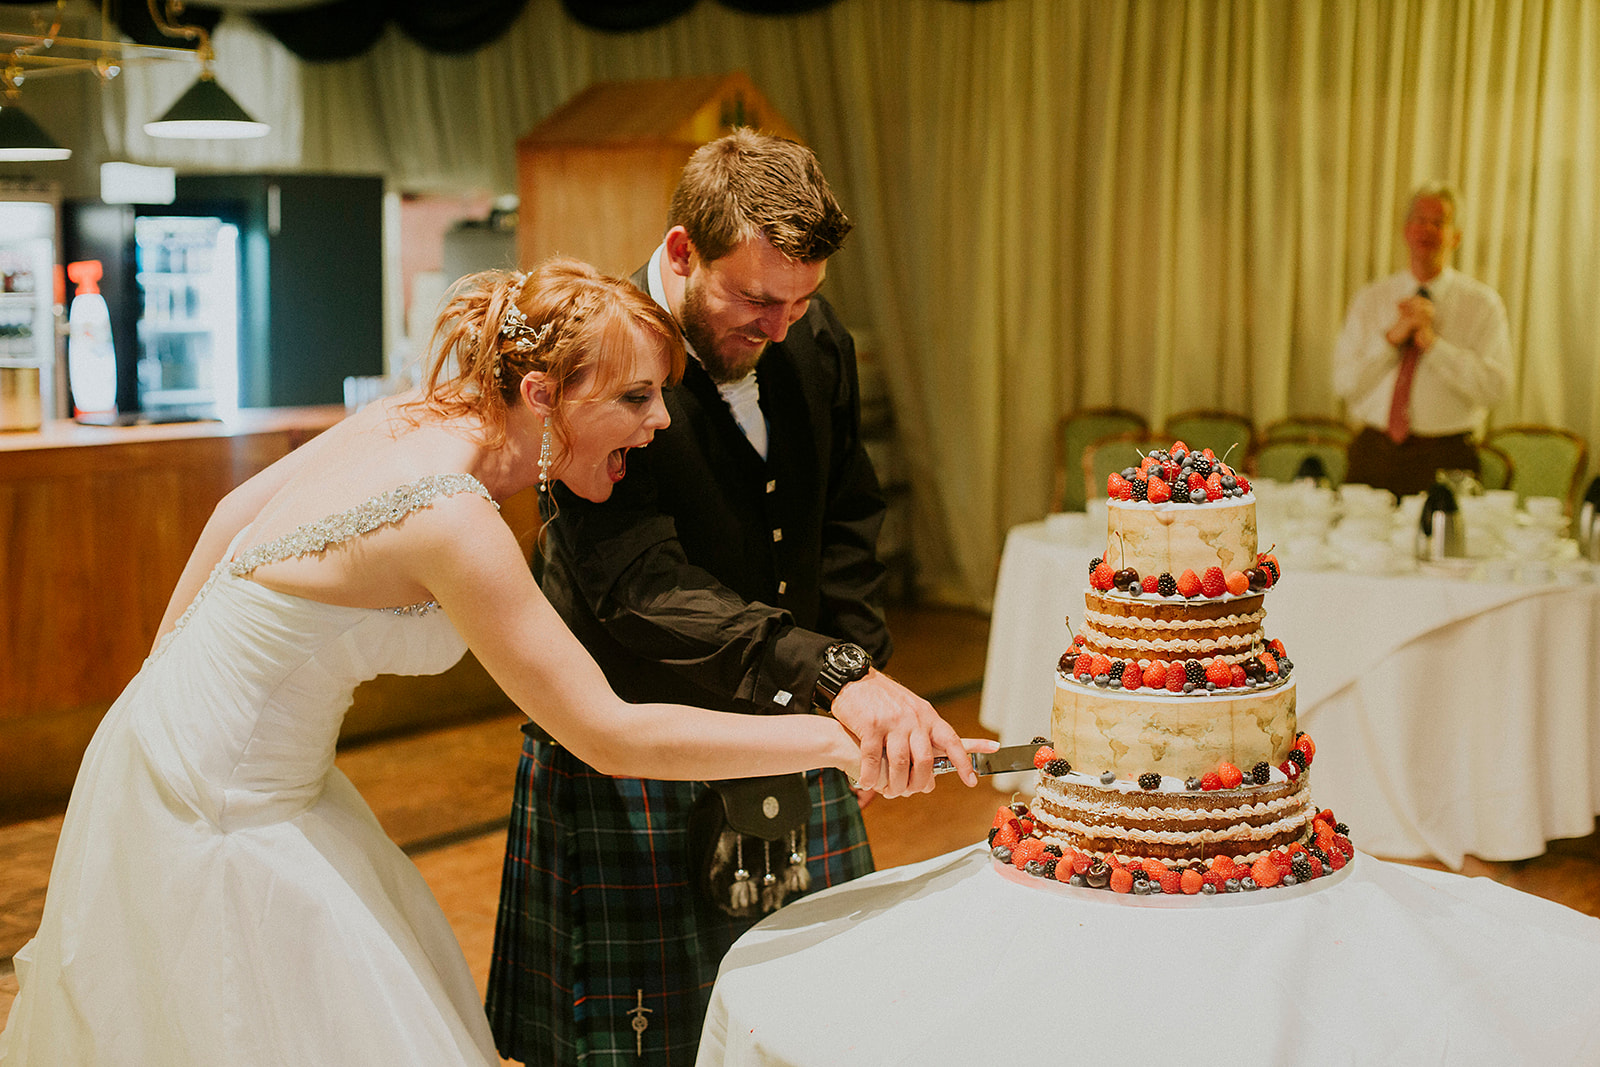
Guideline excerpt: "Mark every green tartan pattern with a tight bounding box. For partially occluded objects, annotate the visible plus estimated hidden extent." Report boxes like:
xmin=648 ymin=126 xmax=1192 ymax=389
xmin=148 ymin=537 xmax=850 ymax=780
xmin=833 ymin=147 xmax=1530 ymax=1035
xmin=486 ymin=736 xmax=873 ymax=1066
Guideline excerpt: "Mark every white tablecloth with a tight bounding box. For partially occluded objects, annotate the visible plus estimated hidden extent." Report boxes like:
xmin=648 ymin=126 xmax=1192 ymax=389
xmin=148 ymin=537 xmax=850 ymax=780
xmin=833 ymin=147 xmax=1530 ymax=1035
xmin=698 ymin=844 xmax=1600 ymax=1067
xmin=979 ymin=520 xmax=1600 ymax=867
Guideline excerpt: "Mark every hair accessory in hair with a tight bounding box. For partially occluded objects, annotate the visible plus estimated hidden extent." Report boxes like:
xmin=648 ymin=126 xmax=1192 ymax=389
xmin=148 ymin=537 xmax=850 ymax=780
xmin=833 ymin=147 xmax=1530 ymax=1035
xmin=500 ymin=274 xmax=554 ymax=355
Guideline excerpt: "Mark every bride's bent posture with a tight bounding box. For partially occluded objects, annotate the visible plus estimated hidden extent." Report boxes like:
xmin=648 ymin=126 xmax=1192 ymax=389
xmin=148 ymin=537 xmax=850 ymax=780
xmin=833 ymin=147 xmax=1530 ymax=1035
xmin=0 ymin=260 xmax=987 ymax=1066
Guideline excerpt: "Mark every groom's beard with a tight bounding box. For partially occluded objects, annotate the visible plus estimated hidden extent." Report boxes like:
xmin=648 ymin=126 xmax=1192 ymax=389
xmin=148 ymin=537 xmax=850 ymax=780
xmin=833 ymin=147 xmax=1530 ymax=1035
xmin=681 ymin=279 xmax=766 ymax=384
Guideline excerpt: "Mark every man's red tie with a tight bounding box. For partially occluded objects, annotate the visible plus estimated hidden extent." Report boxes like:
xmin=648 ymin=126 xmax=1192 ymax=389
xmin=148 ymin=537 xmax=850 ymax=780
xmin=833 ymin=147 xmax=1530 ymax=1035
xmin=1386 ymin=286 xmax=1430 ymax=444
xmin=1386 ymin=343 xmax=1418 ymax=443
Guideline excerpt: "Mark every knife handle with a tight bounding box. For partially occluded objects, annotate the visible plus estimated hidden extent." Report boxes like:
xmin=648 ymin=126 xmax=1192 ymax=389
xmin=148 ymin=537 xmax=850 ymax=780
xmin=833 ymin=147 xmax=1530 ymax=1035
xmin=932 ymin=755 xmax=971 ymax=775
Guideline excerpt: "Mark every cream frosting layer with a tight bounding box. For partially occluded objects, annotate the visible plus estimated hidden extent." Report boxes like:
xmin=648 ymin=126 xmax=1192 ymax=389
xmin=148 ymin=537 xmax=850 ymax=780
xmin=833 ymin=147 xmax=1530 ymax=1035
xmin=1080 ymin=631 xmax=1261 ymax=659
xmin=1082 ymin=605 xmax=1266 ymax=633
xmin=1034 ymin=776 xmax=1308 ymax=826
xmin=1078 ymin=587 xmax=1270 ymax=665
xmin=1050 ymin=676 xmax=1296 ymax=780
xmin=1036 ymin=808 xmax=1309 ymax=848
xmin=1030 ymin=771 xmax=1316 ymax=863
xmin=1105 ymin=496 xmax=1257 ymax=577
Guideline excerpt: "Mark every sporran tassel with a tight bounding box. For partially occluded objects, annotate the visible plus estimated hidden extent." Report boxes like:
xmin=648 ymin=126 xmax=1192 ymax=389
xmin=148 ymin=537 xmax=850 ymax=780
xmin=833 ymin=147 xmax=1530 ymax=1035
xmin=760 ymin=839 xmax=778 ymax=888
xmin=728 ymin=833 xmax=759 ymax=912
xmin=759 ymin=839 xmax=784 ymax=913
xmin=782 ymin=828 xmax=811 ymax=894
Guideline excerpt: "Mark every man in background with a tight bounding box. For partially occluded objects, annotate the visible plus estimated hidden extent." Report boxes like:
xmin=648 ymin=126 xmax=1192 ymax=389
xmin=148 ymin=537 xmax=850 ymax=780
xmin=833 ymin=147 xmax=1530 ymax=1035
xmin=486 ymin=129 xmax=974 ymax=1066
xmin=1334 ymin=181 xmax=1512 ymax=498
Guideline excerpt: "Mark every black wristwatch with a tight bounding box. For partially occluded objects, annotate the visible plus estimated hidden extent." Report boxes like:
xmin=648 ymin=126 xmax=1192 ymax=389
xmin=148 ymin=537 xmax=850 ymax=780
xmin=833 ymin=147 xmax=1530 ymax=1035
xmin=813 ymin=642 xmax=872 ymax=713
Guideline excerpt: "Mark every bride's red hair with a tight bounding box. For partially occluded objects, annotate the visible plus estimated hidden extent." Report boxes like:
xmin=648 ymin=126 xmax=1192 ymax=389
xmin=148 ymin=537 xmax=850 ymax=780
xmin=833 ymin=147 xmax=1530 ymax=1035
xmin=409 ymin=258 xmax=684 ymax=452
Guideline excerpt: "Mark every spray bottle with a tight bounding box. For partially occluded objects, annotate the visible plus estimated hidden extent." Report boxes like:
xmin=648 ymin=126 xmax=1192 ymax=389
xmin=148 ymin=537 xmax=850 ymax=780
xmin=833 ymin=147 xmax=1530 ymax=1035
xmin=66 ymin=260 xmax=117 ymax=417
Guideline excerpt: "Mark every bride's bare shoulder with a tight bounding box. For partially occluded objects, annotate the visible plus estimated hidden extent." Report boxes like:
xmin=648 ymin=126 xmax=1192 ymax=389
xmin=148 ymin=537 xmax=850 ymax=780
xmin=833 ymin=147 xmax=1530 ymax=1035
xmin=244 ymin=403 xmax=492 ymax=546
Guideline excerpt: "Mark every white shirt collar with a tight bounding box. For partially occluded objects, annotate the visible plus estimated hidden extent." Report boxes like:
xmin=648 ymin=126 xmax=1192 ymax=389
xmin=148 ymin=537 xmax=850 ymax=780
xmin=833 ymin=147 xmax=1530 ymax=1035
xmin=646 ymin=243 xmax=767 ymax=457
xmin=647 ymin=243 xmax=706 ymax=366
xmin=646 ymin=241 xmax=672 ymax=315
xmin=1410 ymin=265 xmax=1454 ymax=297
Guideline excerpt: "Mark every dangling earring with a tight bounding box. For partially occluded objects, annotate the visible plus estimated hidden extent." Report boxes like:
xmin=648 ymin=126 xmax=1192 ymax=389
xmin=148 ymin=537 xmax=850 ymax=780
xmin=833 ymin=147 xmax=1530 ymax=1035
xmin=538 ymin=424 xmax=551 ymax=492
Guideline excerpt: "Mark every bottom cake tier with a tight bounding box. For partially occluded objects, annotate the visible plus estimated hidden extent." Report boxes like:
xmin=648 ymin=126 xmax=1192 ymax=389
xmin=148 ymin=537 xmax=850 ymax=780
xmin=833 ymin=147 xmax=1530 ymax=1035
xmin=1030 ymin=767 xmax=1315 ymax=864
xmin=987 ymin=736 xmax=1354 ymax=898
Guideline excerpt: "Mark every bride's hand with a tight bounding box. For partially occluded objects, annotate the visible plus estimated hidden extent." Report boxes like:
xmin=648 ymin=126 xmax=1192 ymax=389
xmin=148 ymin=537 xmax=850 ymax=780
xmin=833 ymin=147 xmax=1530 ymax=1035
xmin=829 ymin=671 xmax=998 ymax=796
xmin=851 ymin=736 xmax=999 ymax=798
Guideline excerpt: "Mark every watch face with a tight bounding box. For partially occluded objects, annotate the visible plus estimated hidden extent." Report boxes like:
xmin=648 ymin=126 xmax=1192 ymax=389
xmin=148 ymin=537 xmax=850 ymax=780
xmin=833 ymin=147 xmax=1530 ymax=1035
xmin=826 ymin=642 xmax=870 ymax=676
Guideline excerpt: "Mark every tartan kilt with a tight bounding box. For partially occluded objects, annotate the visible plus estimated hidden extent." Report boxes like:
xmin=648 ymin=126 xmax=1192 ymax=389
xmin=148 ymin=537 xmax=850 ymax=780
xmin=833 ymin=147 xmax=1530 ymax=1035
xmin=486 ymin=734 xmax=873 ymax=1066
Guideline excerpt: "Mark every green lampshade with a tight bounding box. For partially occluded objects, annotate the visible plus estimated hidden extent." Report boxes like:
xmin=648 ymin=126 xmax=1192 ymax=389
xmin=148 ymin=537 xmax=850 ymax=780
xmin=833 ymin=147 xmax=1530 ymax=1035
xmin=0 ymin=104 xmax=72 ymax=161
xmin=144 ymin=75 xmax=269 ymax=140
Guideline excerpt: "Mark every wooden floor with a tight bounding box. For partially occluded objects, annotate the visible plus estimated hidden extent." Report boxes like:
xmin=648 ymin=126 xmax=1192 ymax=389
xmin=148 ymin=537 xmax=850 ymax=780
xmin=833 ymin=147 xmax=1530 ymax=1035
xmin=3 ymin=604 xmax=1599 ymax=1057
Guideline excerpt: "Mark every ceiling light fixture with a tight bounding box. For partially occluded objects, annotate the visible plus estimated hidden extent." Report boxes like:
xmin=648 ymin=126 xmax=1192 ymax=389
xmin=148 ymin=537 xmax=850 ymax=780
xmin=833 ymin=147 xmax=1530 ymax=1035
xmin=144 ymin=69 xmax=268 ymax=139
xmin=142 ymin=0 xmax=267 ymax=140
xmin=0 ymin=101 xmax=72 ymax=161
xmin=0 ymin=1 xmax=268 ymax=152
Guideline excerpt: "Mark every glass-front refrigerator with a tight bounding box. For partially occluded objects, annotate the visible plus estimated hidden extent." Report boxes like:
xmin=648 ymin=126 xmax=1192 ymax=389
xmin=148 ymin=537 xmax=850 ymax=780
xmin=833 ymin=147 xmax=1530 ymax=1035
xmin=133 ymin=215 xmax=240 ymax=420
xmin=0 ymin=185 xmax=62 ymax=428
xmin=64 ymin=174 xmax=384 ymax=420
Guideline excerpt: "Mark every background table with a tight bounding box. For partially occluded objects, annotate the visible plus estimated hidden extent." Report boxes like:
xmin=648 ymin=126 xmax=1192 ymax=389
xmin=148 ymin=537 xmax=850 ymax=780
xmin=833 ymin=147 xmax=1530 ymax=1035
xmin=978 ymin=520 xmax=1600 ymax=867
xmin=699 ymin=844 xmax=1600 ymax=1066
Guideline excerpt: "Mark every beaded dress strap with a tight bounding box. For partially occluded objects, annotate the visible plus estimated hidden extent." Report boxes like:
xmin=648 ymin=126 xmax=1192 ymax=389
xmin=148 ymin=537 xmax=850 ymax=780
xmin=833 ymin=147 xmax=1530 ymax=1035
xmin=229 ymin=472 xmax=498 ymax=576
xmin=147 ymin=474 xmax=497 ymax=664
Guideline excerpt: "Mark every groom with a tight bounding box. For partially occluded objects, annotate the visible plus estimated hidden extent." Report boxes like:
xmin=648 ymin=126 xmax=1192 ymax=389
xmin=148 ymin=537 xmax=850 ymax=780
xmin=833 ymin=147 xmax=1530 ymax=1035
xmin=486 ymin=129 xmax=965 ymax=1065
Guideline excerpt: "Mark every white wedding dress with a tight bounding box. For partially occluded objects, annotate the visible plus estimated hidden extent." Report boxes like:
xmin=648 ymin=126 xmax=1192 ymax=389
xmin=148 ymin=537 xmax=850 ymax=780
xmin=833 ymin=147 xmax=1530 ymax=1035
xmin=0 ymin=474 xmax=500 ymax=1066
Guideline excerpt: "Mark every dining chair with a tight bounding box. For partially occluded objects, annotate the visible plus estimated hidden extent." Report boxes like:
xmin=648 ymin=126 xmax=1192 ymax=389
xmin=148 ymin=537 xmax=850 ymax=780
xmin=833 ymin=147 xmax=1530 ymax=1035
xmin=1473 ymin=441 xmax=1515 ymax=492
xmin=1053 ymin=407 xmax=1148 ymax=512
xmin=1248 ymin=435 xmax=1349 ymax=487
xmin=1162 ymin=409 xmax=1255 ymax=470
xmin=1483 ymin=425 xmax=1589 ymax=511
xmin=1259 ymin=416 xmax=1354 ymax=445
xmin=1080 ymin=430 xmax=1174 ymax=505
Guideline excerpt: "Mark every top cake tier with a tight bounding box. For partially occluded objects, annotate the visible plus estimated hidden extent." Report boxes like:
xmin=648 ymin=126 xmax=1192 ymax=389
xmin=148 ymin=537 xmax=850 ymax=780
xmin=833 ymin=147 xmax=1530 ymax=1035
xmin=1105 ymin=497 xmax=1258 ymax=577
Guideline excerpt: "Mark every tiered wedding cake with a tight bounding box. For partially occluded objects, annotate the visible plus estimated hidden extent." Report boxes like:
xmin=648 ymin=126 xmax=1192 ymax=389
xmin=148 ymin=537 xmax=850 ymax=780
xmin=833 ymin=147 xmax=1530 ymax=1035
xmin=992 ymin=442 xmax=1353 ymax=895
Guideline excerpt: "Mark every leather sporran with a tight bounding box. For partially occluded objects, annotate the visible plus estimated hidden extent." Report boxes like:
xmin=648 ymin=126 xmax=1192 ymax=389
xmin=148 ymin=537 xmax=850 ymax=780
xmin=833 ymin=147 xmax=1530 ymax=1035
xmin=688 ymin=773 xmax=812 ymax=919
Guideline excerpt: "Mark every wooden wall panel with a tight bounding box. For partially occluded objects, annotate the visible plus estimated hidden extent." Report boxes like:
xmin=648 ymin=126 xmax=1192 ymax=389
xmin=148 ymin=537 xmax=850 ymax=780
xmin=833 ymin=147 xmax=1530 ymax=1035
xmin=518 ymin=144 xmax=689 ymax=277
xmin=0 ymin=409 xmax=531 ymax=819
xmin=515 ymin=73 xmax=800 ymax=278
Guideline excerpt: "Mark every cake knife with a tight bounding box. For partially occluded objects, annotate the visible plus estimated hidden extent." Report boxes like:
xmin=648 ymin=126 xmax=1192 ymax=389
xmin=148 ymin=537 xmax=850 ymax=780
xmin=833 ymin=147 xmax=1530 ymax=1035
xmin=932 ymin=743 xmax=1046 ymax=777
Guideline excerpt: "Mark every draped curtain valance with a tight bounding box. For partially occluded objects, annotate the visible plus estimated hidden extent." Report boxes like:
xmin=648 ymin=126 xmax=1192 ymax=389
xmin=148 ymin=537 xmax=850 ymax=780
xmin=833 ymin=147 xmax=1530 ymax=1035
xmin=51 ymin=0 xmax=997 ymax=60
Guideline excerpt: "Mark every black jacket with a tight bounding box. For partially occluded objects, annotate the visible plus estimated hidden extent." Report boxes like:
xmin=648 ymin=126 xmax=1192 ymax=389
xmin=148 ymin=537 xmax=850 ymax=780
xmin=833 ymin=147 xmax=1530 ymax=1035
xmin=537 ymin=273 xmax=890 ymax=716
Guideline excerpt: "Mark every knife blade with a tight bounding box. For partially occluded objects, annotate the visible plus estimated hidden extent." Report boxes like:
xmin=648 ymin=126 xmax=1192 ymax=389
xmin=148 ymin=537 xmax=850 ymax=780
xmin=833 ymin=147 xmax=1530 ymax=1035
xmin=933 ymin=743 xmax=1045 ymax=777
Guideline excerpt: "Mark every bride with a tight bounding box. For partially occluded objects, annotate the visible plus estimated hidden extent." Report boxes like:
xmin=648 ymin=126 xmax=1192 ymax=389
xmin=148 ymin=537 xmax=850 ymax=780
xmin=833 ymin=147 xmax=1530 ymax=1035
xmin=0 ymin=259 xmax=988 ymax=1065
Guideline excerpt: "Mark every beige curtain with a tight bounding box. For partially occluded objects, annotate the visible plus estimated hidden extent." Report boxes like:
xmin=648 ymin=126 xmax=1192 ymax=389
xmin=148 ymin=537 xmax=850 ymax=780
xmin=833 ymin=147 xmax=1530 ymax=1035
xmin=287 ymin=0 xmax=1600 ymax=606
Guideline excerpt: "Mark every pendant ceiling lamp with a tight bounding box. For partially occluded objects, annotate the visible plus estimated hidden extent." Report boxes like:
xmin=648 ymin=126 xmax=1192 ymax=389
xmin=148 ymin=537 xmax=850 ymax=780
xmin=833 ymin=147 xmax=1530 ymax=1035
xmin=144 ymin=70 xmax=268 ymax=140
xmin=142 ymin=0 xmax=268 ymax=140
xmin=0 ymin=0 xmax=268 ymax=154
xmin=0 ymin=103 xmax=72 ymax=162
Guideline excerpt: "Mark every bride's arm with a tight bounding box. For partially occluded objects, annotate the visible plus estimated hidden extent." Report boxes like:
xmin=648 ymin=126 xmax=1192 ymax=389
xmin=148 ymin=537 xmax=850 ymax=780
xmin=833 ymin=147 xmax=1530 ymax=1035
xmin=406 ymin=496 xmax=886 ymax=785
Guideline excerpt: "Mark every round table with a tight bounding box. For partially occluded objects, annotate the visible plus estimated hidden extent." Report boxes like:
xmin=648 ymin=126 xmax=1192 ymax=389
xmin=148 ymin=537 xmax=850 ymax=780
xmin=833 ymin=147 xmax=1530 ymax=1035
xmin=698 ymin=843 xmax=1600 ymax=1066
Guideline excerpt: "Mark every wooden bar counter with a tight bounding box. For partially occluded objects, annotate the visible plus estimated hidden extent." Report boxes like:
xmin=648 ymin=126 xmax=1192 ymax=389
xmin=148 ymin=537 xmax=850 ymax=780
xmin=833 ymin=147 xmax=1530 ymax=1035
xmin=0 ymin=408 xmax=535 ymax=819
